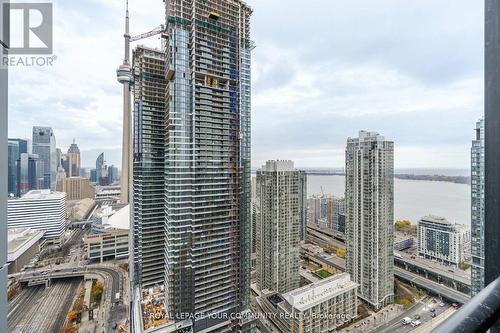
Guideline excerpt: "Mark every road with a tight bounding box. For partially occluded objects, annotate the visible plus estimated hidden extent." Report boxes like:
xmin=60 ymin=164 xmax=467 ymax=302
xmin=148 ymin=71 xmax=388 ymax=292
xmin=375 ymin=297 xmax=451 ymax=333
xmin=395 ymin=250 xmax=470 ymax=286
xmin=395 ymin=267 xmax=470 ymax=304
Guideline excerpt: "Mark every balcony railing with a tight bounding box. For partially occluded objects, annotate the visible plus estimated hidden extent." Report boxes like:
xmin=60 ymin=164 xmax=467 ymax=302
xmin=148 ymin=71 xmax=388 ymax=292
xmin=432 ymin=276 xmax=500 ymax=333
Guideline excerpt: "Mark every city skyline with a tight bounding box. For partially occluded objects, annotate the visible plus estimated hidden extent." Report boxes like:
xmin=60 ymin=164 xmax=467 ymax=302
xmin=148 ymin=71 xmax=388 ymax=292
xmin=7 ymin=0 xmax=483 ymax=169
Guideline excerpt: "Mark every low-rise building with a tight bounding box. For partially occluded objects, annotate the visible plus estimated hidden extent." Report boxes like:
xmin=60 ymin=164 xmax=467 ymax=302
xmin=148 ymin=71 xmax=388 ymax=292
xmin=7 ymin=228 xmax=45 ymax=274
xmin=8 ymin=190 xmax=66 ymax=244
xmin=258 ymin=273 xmax=358 ymax=333
xmin=83 ymin=204 xmax=129 ymax=262
xmin=418 ymin=215 xmax=470 ymax=266
xmin=66 ymin=198 xmax=95 ymax=221
xmin=394 ymin=233 xmax=414 ymax=251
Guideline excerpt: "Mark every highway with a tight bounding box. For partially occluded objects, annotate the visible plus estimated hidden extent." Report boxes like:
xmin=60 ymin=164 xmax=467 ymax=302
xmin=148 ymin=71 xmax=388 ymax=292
xmin=395 ymin=267 xmax=470 ymax=304
xmin=374 ymin=297 xmax=453 ymax=333
xmin=301 ymin=242 xmax=470 ymax=305
xmin=395 ymin=250 xmax=470 ymax=286
xmin=307 ymin=228 xmax=345 ymax=249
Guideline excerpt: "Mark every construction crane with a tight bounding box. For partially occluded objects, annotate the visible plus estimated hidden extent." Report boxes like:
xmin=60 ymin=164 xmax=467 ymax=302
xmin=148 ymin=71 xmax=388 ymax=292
xmin=116 ymin=0 xmax=166 ymax=204
xmin=130 ymin=24 xmax=166 ymax=42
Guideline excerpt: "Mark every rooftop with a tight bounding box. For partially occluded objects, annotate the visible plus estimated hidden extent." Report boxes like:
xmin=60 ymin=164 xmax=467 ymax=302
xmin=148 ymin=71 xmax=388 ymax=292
xmin=419 ymin=215 xmax=451 ymax=225
xmin=260 ymin=160 xmax=297 ymax=172
xmin=12 ymin=189 xmax=65 ymax=201
xmin=283 ymin=273 xmax=358 ymax=311
xmin=7 ymin=228 xmax=45 ymax=262
xmin=94 ymin=204 xmax=130 ymax=230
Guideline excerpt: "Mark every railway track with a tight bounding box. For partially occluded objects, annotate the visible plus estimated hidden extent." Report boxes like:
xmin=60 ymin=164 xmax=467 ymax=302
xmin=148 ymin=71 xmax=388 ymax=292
xmin=7 ymin=280 xmax=81 ymax=333
xmin=7 ymin=286 xmax=43 ymax=332
xmin=24 ymin=280 xmax=79 ymax=333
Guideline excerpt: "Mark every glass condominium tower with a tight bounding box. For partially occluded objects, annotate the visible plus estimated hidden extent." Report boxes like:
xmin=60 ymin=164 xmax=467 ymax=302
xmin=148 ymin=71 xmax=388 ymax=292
xmin=345 ymin=131 xmax=394 ymax=311
xmin=131 ymin=1 xmax=253 ymax=332
xmin=32 ymin=126 xmax=57 ymax=190
xmin=255 ymin=160 xmax=306 ymax=294
xmin=471 ymin=118 xmax=485 ymax=296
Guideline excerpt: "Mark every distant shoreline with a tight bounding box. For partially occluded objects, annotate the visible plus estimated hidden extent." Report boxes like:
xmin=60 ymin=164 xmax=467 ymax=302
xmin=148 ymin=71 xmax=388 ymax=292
xmin=302 ymin=172 xmax=470 ymax=185
xmin=393 ymin=174 xmax=470 ymax=184
xmin=251 ymin=169 xmax=470 ymax=185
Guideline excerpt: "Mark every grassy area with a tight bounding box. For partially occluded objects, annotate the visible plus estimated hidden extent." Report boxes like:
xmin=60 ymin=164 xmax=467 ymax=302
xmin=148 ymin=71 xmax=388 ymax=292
xmin=313 ymin=269 xmax=333 ymax=279
xmin=394 ymin=278 xmax=424 ymax=308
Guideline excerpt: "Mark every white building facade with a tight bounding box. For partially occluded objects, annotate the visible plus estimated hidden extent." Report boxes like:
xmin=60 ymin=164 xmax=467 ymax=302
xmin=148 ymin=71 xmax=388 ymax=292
xmin=258 ymin=273 xmax=358 ymax=333
xmin=8 ymin=190 xmax=66 ymax=243
xmin=418 ymin=215 xmax=468 ymax=266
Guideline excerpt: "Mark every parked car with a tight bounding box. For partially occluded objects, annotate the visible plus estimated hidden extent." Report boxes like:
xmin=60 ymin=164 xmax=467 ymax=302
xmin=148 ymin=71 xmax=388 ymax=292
xmin=430 ymin=308 xmax=436 ymax=313
xmin=414 ymin=314 xmax=421 ymax=320
xmin=431 ymin=312 xmax=437 ymax=318
xmin=452 ymin=303 xmax=460 ymax=309
xmin=439 ymin=302 xmax=445 ymax=307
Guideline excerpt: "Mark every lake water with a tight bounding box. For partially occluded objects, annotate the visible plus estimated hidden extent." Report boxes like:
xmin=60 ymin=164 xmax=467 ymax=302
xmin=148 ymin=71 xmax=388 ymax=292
xmin=307 ymin=175 xmax=471 ymax=226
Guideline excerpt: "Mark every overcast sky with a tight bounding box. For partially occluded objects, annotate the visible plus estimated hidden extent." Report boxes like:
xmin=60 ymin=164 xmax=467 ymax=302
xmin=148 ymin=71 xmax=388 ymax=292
xmin=8 ymin=0 xmax=484 ymax=169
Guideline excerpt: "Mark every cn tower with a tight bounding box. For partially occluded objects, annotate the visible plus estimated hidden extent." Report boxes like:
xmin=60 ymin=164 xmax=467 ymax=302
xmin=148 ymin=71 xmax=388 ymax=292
xmin=116 ymin=0 xmax=133 ymax=204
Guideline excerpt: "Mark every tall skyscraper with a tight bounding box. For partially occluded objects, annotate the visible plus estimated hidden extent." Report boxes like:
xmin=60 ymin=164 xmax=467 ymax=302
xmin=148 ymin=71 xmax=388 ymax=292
xmin=132 ymin=46 xmax=167 ymax=287
xmin=107 ymin=165 xmax=119 ymax=183
xmin=255 ymin=160 xmax=305 ymax=294
xmin=32 ymin=126 xmax=57 ymax=190
xmin=131 ymin=1 xmax=254 ymax=331
xmin=9 ymin=138 xmax=28 ymax=155
xmin=471 ymin=118 xmax=485 ymax=296
xmin=17 ymin=153 xmax=43 ymax=197
xmin=7 ymin=138 xmax=28 ymax=196
xmin=96 ymin=152 xmax=105 ymax=185
xmin=67 ymin=139 xmax=81 ymax=177
xmin=56 ymin=148 xmax=63 ymax=171
xmin=332 ymin=197 xmax=346 ymax=234
xmin=7 ymin=140 xmax=19 ymax=195
xmin=345 ymin=131 xmax=394 ymax=311
xmin=485 ymin=0 xmax=500 ymax=294
xmin=90 ymin=169 xmax=97 ymax=183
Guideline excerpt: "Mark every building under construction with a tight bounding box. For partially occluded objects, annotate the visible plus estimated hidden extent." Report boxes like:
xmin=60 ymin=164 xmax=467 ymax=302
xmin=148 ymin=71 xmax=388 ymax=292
xmin=130 ymin=0 xmax=253 ymax=332
xmin=132 ymin=46 xmax=167 ymax=288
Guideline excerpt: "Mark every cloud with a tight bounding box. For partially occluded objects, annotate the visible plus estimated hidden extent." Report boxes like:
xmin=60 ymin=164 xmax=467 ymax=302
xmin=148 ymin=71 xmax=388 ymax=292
xmin=249 ymin=0 xmax=483 ymax=168
xmin=8 ymin=0 xmax=164 ymax=167
xmin=8 ymin=0 xmax=483 ymax=169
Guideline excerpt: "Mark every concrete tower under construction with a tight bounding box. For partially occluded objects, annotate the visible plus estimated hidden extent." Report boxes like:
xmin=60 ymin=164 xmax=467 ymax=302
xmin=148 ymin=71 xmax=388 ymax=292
xmin=130 ymin=1 xmax=254 ymax=332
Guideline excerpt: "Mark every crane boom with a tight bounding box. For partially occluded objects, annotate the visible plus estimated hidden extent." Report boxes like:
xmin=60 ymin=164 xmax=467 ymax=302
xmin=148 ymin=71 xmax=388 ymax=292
xmin=130 ymin=24 xmax=165 ymax=42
